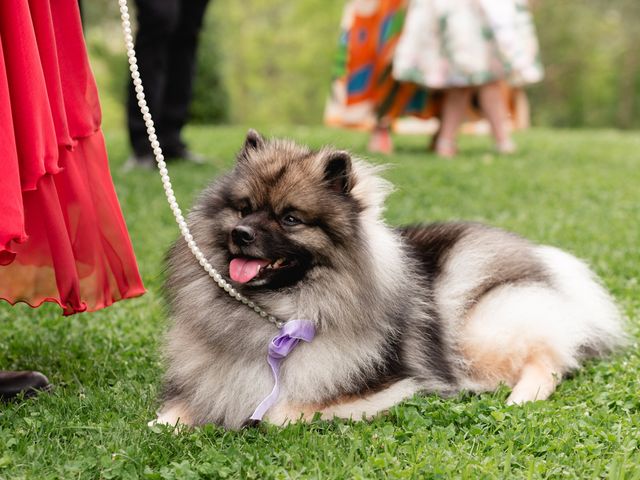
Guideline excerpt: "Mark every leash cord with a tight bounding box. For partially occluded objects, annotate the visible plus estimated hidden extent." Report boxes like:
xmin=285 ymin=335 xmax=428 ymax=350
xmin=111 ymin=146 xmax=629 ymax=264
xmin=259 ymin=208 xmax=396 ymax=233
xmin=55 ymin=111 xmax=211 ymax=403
xmin=117 ymin=0 xmax=281 ymax=327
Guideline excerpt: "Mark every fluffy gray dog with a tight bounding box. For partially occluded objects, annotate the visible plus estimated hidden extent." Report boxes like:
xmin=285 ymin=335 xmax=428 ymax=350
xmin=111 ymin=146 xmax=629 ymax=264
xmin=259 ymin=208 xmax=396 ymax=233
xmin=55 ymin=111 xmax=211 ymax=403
xmin=154 ymin=131 xmax=625 ymax=430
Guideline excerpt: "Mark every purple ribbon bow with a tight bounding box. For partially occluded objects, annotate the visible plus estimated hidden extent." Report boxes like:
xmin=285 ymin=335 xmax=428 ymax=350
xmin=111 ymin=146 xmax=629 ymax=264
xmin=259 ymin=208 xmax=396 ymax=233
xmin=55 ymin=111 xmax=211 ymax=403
xmin=250 ymin=319 xmax=316 ymax=421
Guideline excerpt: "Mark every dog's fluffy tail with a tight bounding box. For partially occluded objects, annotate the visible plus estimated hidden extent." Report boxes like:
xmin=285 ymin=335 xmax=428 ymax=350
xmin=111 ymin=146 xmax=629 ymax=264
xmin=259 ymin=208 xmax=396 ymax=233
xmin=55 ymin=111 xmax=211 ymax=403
xmin=458 ymin=245 xmax=626 ymax=398
xmin=535 ymin=245 xmax=627 ymax=362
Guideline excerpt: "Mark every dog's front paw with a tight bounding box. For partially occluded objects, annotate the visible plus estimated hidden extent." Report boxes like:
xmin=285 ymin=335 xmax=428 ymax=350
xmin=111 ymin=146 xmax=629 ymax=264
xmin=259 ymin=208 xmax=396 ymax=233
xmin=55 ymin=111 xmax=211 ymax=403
xmin=149 ymin=403 xmax=193 ymax=428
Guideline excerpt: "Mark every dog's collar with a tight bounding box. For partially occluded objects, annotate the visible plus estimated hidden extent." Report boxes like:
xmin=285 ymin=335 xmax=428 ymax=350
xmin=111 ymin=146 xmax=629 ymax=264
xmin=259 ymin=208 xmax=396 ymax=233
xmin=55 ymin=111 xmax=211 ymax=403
xmin=249 ymin=319 xmax=316 ymax=421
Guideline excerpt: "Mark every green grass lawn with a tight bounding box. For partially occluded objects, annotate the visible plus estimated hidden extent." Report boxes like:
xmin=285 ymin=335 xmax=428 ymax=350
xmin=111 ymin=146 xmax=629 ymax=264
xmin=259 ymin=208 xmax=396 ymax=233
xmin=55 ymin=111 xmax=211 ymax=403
xmin=1 ymin=126 xmax=639 ymax=479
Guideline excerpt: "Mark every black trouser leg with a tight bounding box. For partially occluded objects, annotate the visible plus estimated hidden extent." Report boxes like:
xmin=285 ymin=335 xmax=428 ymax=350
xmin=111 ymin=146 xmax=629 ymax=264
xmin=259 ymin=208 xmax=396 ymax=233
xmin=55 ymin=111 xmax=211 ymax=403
xmin=127 ymin=0 xmax=179 ymax=157
xmin=157 ymin=0 xmax=210 ymax=156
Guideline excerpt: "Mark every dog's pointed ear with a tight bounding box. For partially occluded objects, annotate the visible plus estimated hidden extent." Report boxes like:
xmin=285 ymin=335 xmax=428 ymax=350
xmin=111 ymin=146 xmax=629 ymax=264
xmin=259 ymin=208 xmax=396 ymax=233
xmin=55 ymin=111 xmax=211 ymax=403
xmin=324 ymin=150 xmax=353 ymax=194
xmin=238 ymin=129 xmax=265 ymax=161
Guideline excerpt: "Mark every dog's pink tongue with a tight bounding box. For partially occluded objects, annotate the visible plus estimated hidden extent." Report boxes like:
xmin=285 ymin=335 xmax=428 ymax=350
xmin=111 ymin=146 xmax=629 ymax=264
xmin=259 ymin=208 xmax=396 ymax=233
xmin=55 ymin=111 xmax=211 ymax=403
xmin=229 ymin=258 xmax=269 ymax=283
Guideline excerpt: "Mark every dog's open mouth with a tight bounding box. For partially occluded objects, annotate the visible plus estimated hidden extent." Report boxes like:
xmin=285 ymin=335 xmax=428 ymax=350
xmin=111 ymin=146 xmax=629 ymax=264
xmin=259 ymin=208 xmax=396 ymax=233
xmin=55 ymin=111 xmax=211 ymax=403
xmin=229 ymin=257 xmax=292 ymax=284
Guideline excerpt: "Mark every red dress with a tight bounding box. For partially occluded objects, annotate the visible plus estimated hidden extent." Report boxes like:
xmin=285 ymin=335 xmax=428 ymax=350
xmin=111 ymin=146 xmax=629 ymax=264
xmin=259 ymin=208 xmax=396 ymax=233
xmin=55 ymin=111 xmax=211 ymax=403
xmin=0 ymin=1 xmax=145 ymax=314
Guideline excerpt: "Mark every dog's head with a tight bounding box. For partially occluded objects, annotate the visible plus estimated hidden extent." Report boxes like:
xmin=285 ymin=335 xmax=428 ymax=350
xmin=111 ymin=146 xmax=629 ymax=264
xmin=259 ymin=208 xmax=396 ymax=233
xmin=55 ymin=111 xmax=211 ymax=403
xmin=200 ymin=130 xmax=370 ymax=290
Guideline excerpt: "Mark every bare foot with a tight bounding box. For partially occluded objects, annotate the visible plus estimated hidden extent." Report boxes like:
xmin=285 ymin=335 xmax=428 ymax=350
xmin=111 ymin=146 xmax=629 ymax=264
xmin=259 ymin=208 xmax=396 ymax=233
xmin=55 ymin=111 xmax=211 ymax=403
xmin=496 ymin=138 xmax=517 ymax=155
xmin=368 ymin=127 xmax=393 ymax=154
xmin=434 ymin=138 xmax=457 ymax=158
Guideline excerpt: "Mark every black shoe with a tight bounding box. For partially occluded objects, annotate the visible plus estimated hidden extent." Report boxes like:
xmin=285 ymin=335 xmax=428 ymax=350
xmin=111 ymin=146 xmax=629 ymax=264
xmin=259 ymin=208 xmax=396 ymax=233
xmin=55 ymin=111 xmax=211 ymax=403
xmin=0 ymin=370 xmax=51 ymax=401
xmin=122 ymin=153 xmax=155 ymax=172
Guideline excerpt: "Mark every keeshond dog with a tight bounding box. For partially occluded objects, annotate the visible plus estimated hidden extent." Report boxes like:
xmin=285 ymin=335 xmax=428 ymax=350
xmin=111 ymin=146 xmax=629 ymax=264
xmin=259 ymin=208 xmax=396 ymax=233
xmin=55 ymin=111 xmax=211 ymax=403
xmin=155 ymin=130 xmax=625 ymax=429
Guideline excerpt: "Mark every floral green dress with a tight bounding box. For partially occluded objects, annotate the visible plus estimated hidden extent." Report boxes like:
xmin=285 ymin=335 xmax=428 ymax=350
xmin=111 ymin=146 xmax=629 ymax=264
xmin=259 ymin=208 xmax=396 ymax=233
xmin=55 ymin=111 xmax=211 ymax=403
xmin=392 ymin=0 xmax=544 ymax=88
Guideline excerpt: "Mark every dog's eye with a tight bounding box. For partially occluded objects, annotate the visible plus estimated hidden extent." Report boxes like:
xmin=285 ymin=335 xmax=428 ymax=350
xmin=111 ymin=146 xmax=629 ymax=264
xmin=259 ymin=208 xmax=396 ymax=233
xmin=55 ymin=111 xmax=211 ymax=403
xmin=281 ymin=214 xmax=302 ymax=227
xmin=238 ymin=205 xmax=252 ymax=218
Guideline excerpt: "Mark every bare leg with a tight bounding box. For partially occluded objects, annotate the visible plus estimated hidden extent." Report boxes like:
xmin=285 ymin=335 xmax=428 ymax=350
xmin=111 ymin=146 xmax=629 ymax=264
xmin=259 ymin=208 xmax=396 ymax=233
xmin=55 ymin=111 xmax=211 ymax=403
xmin=436 ymin=88 xmax=472 ymax=157
xmin=478 ymin=81 xmax=515 ymax=153
xmin=368 ymin=118 xmax=393 ymax=154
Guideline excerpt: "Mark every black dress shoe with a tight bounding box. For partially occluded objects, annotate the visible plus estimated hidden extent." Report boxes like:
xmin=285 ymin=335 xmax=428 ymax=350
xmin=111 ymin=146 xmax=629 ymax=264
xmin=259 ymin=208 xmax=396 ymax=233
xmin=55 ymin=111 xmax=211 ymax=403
xmin=0 ymin=370 xmax=51 ymax=401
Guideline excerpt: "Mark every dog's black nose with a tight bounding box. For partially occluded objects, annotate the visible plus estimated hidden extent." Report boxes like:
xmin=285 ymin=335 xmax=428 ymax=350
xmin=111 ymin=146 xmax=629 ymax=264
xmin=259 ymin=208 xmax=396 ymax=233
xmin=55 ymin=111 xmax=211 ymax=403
xmin=231 ymin=225 xmax=256 ymax=246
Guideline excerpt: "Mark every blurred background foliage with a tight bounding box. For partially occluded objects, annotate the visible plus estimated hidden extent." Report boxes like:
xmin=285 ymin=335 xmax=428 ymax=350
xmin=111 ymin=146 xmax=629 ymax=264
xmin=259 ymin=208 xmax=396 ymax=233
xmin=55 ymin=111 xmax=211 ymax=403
xmin=82 ymin=0 xmax=640 ymax=130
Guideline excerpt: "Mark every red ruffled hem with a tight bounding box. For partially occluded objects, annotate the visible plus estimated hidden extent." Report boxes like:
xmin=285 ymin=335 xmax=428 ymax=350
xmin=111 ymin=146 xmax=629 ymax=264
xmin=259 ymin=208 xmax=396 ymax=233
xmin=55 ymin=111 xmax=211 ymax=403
xmin=0 ymin=0 xmax=145 ymax=315
xmin=1 ymin=285 xmax=146 ymax=317
xmin=0 ymin=130 xmax=146 ymax=315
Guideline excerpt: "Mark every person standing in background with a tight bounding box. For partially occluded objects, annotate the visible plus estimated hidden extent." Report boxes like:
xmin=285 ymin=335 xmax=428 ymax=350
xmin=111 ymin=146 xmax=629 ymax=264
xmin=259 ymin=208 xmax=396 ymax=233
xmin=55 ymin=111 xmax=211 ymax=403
xmin=126 ymin=0 xmax=210 ymax=169
xmin=324 ymin=0 xmax=533 ymax=156
xmin=324 ymin=0 xmax=440 ymax=155
xmin=393 ymin=0 xmax=543 ymax=157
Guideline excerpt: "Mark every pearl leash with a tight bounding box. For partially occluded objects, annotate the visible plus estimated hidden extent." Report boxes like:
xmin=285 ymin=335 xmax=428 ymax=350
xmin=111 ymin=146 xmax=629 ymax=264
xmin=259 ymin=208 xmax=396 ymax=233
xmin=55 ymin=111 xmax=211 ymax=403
xmin=117 ymin=0 xmax=281 ymax=328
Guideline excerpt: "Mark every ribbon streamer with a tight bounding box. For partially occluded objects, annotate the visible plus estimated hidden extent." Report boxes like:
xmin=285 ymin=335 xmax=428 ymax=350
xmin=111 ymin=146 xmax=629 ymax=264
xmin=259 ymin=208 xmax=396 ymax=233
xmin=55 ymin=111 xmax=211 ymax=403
xmin=250 ymin=319 xmax=316 ymax=421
